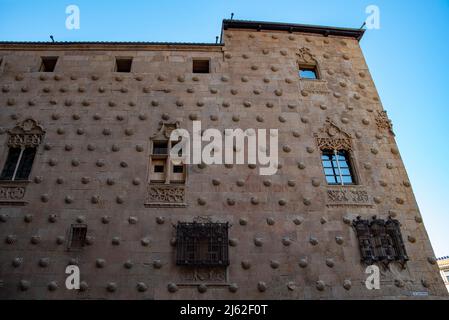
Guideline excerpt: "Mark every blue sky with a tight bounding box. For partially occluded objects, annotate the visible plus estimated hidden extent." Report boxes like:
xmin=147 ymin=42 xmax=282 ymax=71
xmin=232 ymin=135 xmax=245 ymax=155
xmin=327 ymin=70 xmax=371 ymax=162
xmin=0 ymin=0 xmax=448 ymax=257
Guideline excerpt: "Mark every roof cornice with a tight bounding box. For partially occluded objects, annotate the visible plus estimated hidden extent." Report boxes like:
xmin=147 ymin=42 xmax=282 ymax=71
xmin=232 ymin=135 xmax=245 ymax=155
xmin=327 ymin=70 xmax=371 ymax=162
xmin=221 ymin=19 xmax=365 ymax=41
xmin=0 ymin=42 xmax=223 ymax=51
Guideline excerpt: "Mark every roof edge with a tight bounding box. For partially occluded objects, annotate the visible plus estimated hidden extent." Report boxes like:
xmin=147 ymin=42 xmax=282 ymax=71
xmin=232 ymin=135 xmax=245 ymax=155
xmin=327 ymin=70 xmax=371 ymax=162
xmin=222 ymin=19 xmax=365 ymax=41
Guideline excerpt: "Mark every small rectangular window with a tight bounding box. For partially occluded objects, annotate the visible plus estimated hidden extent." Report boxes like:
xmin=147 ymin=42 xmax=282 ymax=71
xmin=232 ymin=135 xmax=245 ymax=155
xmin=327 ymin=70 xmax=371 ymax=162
xmin=153 ymin=141 xmax=168 ymax=155
xmin=115 ymin=57 xmax=133 ymax=73
xmin=39 ymin=57 xmax=58 ymax=72
xmin=68 ymin=224 xmax=87 ymax=250
xmin=0 ymin=147 xmax=36 ymax=181
xmin=154 ymin=165 xmax=165 ymax=173
xmin=193 ymin=59 xmax=210 ymax=73
xmin=299 ymin=66 xmax=318 ymax=79
xmin=173 ymin=165 xmax=184 ymax=173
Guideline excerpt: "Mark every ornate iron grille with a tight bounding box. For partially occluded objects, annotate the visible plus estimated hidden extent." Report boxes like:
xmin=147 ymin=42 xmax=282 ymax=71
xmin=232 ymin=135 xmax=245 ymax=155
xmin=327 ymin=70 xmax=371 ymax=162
xmin=353 ymin=216 xmax=408 ymax=266
xmin=176 ymin=222 xmax=229 ymax=267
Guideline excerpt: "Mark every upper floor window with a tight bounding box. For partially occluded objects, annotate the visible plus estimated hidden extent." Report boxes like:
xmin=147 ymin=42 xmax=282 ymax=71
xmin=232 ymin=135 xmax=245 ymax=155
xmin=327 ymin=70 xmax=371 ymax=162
xmin=149 ymin=122 xmax=186 ymax=184
xmin=315 ymin=118 xmax=357 ymax=186
xmin=0 ymin=119 xmax=44 ymax=182
xmin=176 ymin=222 xmax=229 ymax=267
xmin=192 ymin=59 xmax=210 ymax=73
xmin=39 ymin=56 xmax=58 ymax=72
xmin=115 ymin=57 xmax=133 ymax=72
xmin=0 ymin=147 xmax=36 ymax=181
xmin=296 ymin=47 xmax=319 ymax=80
xmin=321 ymin=150 xmax=355 ymax=185
xmin=299 ymin=65 xmax=318 ymax=79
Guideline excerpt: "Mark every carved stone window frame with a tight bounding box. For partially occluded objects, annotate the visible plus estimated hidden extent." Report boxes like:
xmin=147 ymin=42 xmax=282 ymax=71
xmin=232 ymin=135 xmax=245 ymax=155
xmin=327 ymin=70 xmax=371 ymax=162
xmin=315 ymin=118 xmax=360 ymax=186
xmin=145 ymin=121 xmax=187 ymax=208
xmin=0 ymin=119 xmax=45 ymax=182
xmin=296 ymin=47 xmax=321 ymax=80
xmin=352 ymin=216 xmax=409 ymax=268
xmin=0 ymin=119 xmax=45 ymax=206
xmin=148 ymin=121 xmax=187 ymax=185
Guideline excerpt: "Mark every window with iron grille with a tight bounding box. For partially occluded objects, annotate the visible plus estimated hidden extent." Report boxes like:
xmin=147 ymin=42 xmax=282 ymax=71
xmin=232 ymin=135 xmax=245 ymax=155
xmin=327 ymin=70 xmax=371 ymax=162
xmin=321 ymin=149 xmax=356 ymax=185
xmin=353 ymin=217 xmax=408 ymax=266
xmin=68 ymin=224 xmax=87 ymax=250
xmin=176 ymin=222 xmax=229 ymax=267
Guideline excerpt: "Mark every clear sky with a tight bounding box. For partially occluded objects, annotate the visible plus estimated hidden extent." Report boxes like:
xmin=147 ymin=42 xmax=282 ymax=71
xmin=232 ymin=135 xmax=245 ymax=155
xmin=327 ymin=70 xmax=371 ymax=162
xmin=0 ymin=0 xmax=448 ymax=257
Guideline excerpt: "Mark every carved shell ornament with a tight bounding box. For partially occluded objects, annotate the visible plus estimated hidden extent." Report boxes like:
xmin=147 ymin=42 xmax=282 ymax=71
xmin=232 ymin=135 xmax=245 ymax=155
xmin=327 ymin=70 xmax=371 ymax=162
xmin=150 ymin=121 xmax=180 ymax=141
xmin=7 ymin=118 xmax=45 ymax=148
xmin=296 ymin=47 xmax=317 ymax=65
xmin=375 ymin=110 xmax=394 ymax=135
xmin=314 ymin=118 xmax=352 ymax=151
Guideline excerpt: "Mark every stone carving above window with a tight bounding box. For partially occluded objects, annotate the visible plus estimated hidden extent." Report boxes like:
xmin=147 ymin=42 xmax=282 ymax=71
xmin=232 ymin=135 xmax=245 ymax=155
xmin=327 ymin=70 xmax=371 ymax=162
xmin=7 ymin=118 xmax=45 ymax=148
xmin=375 ymin=110 xmax=394 ymax=134
xmin=145 ymin=184 xmax=186 ymax=208
xmin=296 ymin=47 xmax=317 ymax=65
xmin=314 ymin=118 xmax=352 ymax=151
xmin=150 ymin=121 xmax=180 ymax=141
xmin=326 ymin=186 xmax=372 ymax=207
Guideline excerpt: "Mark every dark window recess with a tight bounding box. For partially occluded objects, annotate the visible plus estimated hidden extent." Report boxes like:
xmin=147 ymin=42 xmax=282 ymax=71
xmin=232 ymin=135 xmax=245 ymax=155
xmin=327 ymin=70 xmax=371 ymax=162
xmin=0 ymin=148 xmax=21 ymax=180
xmin=299 ymin=66 xmax=318 ymax=79
xmin=192 ymin=59 xmax=210 ymax=73
xmin=39 ymin=57 xmax=58 ymax=72
xmin=154 ymin=165 xmax=165 ymax=173
xmin=115 ymin=57 xmax=133 ymax=72
xmin=353 ymin=216 xmax=408 ymax=266
xmin=68 ymin=224 xmax=87 ymax=249
xmin=153 ymin=141 xmax=168 ymax=155
xmin=0 ymin=147 xmax=36 ymax=181
xmin=321 ymin=150 xmax=355 ymax=185
xmin=176 ymin=222 xmax=229 ymax=267
xmin=173 ymin=165 xmax=184 ymax=173
xmin=15 ymin=148 xmax=37 ymax=180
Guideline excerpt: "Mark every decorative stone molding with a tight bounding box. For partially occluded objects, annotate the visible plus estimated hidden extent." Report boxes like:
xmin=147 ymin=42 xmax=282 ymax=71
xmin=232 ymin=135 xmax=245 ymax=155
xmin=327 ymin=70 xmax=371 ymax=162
xmin=296 ymin=47 xmax=317 ymax=65
xmin=375 ymin=110 xmax=394 ymax=134
xmin=150 ymin=121 xmax=180 ymax=141
xmin=0 ymin=182 xmax=27 ymax=205
xmin=178 ymin=266 xmax=227 ymax=284
xmin=7 ymin=119 xmax=45 ymax=148
xmin=145 ymin=184 xmax=186 ymax=208
xmin=326 ymin=186 xmax=372 ymax=207
xmin=299 ymin=80 xmax=329 ymax=95
xmin=314 ymin=118 xmax=352 ymax=151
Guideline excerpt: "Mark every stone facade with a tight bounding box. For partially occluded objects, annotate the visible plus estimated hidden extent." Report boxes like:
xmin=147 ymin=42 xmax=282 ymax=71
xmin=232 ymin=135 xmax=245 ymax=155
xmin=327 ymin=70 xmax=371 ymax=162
xmin=0 ymin=19 xmax=447 ymax=299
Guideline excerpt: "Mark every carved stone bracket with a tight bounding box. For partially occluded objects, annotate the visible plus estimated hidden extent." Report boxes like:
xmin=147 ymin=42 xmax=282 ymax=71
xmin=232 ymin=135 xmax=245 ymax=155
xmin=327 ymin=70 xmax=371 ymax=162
xmin=7 ymin=118 xmax=45 ymax=148
xmin=314 ymin=118 xmax=352 ymax=151
xmin=145 ymin=184 xmax=186 ymax=208
xmin=0 ymin=182 xmax=28 ymax=205
xmin=326 ymin=186 xmax=372 ymax=207
xmin=375 ymin=111 xmax=394 ymax=135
